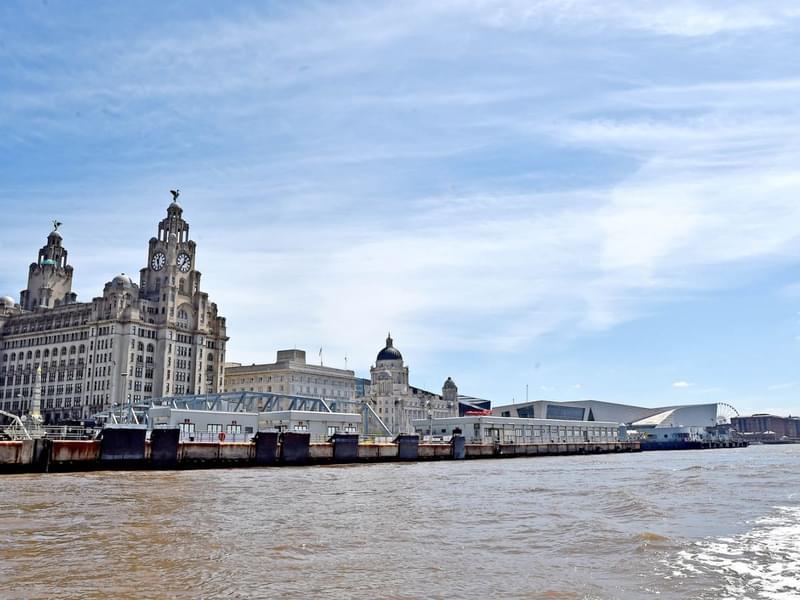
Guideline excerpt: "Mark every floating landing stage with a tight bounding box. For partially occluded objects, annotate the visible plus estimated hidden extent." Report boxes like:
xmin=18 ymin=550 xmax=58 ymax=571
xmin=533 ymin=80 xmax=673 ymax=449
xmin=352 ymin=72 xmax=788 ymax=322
xmin=0 ymin=429 xmax=643 ymax=474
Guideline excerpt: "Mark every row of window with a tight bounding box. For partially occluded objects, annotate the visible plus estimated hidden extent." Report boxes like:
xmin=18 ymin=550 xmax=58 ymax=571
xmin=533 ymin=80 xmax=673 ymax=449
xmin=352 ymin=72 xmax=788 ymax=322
xmin=1 ymin=330 xmax=90 ymax=348
xmin=229 ymin=374 xmax=352 ymax=385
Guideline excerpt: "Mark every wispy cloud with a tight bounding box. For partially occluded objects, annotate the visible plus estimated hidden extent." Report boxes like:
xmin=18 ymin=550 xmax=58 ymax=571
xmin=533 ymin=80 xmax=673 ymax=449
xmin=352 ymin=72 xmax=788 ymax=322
xmin=672 ymin=381 xmax=693 ymax=388
xmin=768 ymin=382 xmax=797 ymax=391
xmin=457 ymin=0 xmax=800 ymax=36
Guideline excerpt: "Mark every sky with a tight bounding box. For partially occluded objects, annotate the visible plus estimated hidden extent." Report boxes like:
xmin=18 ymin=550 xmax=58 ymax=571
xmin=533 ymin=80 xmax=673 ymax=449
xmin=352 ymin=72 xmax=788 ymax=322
xmin=1 ymin=1 xmax=799 ymax=415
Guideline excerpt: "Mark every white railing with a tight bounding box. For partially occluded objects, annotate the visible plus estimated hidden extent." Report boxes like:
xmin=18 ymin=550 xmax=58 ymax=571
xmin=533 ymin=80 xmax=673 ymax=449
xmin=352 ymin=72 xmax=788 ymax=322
xmin=178 ymin=431 xmax=252 ymax=443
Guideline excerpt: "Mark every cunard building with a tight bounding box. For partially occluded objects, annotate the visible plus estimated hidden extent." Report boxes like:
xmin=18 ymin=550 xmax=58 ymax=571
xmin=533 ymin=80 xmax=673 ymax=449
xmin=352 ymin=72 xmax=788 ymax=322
xmin=0 ymin=194 xmax=227 ymax=423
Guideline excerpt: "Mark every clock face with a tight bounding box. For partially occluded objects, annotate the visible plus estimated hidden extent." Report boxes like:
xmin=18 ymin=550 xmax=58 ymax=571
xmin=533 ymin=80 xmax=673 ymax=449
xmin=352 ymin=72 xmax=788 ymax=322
xmin=151 ymin=252 xmax=166 ymax=271
xmin=177 ymin=253 xmax=192 ymax=272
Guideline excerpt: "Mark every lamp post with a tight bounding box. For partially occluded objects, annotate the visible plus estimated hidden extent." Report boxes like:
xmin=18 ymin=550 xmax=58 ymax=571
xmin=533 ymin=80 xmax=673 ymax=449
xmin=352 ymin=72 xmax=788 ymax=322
xmin=119 ymin=372 xmax=128 ymax=423
xmin=426 ymin=399 xmax=433 ymax=442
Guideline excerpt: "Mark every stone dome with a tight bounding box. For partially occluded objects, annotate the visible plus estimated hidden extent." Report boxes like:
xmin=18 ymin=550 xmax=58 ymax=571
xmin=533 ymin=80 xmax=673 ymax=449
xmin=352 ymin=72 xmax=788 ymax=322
xmin=443 ymin=377 xmax=457 ymax=389
xmin=0 ymin=296 xmax=14 ymax=308
xmin=111 ymin=273 xmax=135 ymax=287
xmin=376 ymin=334 xmax=402 ymax=362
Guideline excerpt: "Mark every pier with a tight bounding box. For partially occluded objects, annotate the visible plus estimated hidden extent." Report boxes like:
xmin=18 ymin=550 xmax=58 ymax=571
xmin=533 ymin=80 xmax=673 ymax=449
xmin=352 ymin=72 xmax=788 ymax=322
xmin=0 ymin=429 xmax=642 ymax=473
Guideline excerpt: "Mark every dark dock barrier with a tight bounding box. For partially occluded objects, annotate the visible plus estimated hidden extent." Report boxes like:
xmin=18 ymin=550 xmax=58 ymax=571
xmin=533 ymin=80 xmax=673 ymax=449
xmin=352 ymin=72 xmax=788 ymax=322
xmin=395 ymin=435 xmax=419 ymax=460
xmin=255 ymin=431 xmax=280 ymax=465
xmin=452 ymin=435 xmax=466 ymax=460
xmin=280 ymin=432 xmax=310 ymax=465
xmin=330 ymin=433 xmax=360 ymax=462
xmin=150 ymin=429 xmax=180 ymax=468
xmin=100 ymin=428 xmax=147 ymax=467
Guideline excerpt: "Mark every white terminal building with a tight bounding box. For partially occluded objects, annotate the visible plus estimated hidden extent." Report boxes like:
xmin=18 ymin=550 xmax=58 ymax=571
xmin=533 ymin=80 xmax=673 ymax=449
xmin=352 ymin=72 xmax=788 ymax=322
xmin=149 ymin=405 xmax=362 ymax=443
xmin=413 ymin=415 xmax=623 ymax=444
xmin=491 ymin=399 xmax=739 ymax=443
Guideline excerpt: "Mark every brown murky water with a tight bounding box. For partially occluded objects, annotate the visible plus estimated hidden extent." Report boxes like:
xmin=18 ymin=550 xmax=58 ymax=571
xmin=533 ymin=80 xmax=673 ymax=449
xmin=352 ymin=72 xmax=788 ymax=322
xmin=1 ymin=445 xmax=798 ymax=599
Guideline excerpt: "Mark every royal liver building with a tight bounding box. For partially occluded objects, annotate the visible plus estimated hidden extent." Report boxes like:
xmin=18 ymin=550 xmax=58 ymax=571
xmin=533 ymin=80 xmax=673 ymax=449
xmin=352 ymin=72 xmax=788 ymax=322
xmin=0 ymin=194 xmax=227 ymax=424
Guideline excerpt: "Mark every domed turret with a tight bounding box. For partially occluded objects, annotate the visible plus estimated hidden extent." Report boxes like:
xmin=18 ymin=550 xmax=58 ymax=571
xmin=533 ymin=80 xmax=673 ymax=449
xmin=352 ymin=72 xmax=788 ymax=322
xmin=20 ymin=221 xmax=74 ymax=310
xmin=442 ymin=376 xmax=458 ymax=406
xmin=0 ymin=296 xmax=14 ymax=308
xmin=112 ymin=273 xmax=135 ymax=287
xmin=376 ymin=333 xmax=403 ymax=362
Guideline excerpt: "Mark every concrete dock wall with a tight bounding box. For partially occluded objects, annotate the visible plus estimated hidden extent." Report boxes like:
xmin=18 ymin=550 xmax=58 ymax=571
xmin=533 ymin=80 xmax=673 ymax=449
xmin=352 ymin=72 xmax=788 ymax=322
xmin=51 ymin=440 xmax=101 ymax=466
xmin=0 ymin=441 xmax=29 ymax=465
xmin=1 ymin=437 xmax=652 ymax=473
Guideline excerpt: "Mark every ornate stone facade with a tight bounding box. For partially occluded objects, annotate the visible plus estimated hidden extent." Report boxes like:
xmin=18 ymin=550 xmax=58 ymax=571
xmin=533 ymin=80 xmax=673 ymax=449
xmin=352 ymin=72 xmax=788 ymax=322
xmin=365 ymin=334 xmax=459 ymax=434
xmin=0 ymin=195 xmax=227 ymax=423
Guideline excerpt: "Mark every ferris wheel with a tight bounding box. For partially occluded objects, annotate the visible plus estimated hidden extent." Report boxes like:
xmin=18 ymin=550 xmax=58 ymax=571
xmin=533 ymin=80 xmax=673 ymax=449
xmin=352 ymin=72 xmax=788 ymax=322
xmin=716 ymin=402 xmax=740 ymax=424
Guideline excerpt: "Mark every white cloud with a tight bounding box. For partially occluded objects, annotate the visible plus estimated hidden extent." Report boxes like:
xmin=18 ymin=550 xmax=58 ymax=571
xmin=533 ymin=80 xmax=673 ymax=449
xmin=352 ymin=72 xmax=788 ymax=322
xmin=767 ymin=382 xmax=797 ymax=391
xmin=672 ymin=381 xmax=693 ymax=388
xmin=461 ymin=0 xmax=800 ymax=37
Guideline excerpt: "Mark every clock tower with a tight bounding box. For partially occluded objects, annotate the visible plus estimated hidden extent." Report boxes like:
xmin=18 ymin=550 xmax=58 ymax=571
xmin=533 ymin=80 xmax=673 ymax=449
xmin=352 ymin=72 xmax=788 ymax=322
xmin=136 ymin=192 xmax=228 ymax=397
xmin=140 ymin=196 xmax=199 ymax=315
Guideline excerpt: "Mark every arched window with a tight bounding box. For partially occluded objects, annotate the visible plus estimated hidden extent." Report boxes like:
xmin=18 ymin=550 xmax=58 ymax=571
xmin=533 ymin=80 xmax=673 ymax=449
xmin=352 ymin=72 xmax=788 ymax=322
xmin=43 ymin=349 xmax=49 ymax=358
xmin=9 ymin=353 xmax=15 ymax=361
xmin=146 ymin=344 xmax=154 ymax=353
xmin=35 ymin=350 xmax=41 ymax=358
xmin=69 ymin=346 xmax=76 ymax=355
xmin=138 ymin=342 xmax=144 ymax=352
xmin=26 ymin=351 xmax=33 ymax=360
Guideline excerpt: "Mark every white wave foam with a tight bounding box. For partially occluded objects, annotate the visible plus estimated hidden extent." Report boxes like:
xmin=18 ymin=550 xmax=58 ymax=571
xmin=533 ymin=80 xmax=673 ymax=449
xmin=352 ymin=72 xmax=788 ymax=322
xmin=670 ymin=506 xmax=800 ymax=599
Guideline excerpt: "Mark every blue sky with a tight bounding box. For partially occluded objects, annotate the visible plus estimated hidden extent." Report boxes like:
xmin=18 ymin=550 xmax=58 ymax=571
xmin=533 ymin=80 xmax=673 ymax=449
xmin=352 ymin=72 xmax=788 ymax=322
xmin=1 ymin=1 xmax=799 ymax=415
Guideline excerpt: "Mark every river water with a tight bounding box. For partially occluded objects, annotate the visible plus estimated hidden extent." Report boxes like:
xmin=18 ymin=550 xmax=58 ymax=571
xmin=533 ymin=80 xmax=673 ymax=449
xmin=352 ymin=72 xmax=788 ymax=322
xmin=1 ymin=444 xmax=798 ymax=599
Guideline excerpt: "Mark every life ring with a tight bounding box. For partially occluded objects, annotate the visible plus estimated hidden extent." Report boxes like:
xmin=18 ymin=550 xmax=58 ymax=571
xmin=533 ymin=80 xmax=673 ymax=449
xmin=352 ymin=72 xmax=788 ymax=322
xmin=218 ymin=431 xmax=226 ymax=442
